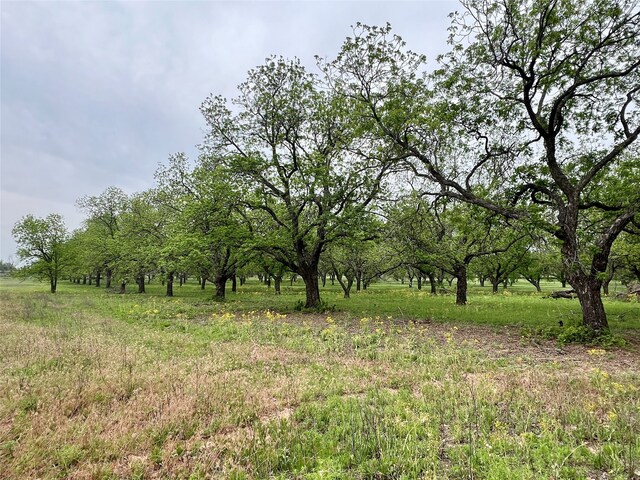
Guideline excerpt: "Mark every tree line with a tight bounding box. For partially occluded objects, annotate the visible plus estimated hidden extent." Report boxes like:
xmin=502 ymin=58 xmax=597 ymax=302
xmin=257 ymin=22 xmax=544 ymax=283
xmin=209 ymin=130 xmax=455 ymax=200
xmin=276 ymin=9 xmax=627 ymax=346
xmin=11 ymin=0 xmax=640 ymax=333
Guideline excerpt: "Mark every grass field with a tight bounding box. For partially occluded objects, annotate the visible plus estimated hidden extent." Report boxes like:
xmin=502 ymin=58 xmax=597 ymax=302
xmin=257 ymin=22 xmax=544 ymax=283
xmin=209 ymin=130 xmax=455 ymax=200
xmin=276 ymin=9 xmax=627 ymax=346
xmin=1 ymin=277 xmax=639 ymax=479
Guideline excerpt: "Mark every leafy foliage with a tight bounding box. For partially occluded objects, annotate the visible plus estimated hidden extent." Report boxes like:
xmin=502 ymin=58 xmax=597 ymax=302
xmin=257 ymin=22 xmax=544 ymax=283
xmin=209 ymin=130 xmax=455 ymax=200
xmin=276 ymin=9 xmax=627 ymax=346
xmin=11 ymin=214 xmax=68 ymax=292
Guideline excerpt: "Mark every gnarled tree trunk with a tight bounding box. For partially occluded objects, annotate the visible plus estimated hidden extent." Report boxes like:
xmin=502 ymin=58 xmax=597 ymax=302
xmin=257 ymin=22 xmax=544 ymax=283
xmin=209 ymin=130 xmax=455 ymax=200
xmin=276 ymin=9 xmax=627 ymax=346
xmin=214 ymin=276 xmax=227 ymax=299
xmin=454 ymin=263 xmax=468 ymax=306
xmin=300 ymin=268 xmax=321 ymax=308
xmin=137 ymin=274 xmax=145 ymax=294
xmin=428 ymin=272 xmax=437 ymax=294
xmin=570 ymin=274 xmax=608 ymax=332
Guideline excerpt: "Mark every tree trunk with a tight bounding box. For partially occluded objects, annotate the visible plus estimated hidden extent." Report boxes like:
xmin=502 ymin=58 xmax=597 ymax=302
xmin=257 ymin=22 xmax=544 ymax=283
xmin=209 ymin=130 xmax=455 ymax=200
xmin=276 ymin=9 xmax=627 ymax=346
xmin=428 ymin=273 xmax=437 ymax=294
xmin=166 ymin=271 xmax=174 ymax=297
xmin=356 ymin=274 xmax=361 ymax=292
xmin=119 ymin=282 xmax=126 ymax=294
xmin=417 ymin=276 xmax=422 ymax=290
xmin=525 ymin=276 xmax=542 ymax=292
xmin=231 ymin=275 xmax=237 ymax=293
xmin=321 ymin=272 xmax=327 ymax=287
xmin=454 ymin=264 xmax=468 ymax=306
xmin=88 ymin=274 xmax=93 ymax=286
xmin=137 ymin=274 xmax=145 ymax=294
xmin=301 ymin=269 xmax=321 ymax=308
xmin=214 ymin=277 xmax=226 ymax=299
xmin=50 ymin=276 xmax=57 ymax=293
xmin=571 ymin=275 xmax=608 ymax=332
xmin=335 ymin=273 xmax=352 ymax=298
xmin=201 ymin=277 xmax=206 ymax=290
xmin=341 ymin=276 xmax=354 ymax=298
xmin=491 ymin=279 xmax=499 ymax=294
xmin=274 ymin=275 xmax=282 ymax=294
xmin=479 ymin=276 xmax=485 ymax=287
xmin=95 ymin=271 xmax=101 ymax=288
xmin=82 ymin=275 xmax=87 ymax=285
xmin=561 ymin=227 xmax=609 ymax=331
xmin=602 ymin=269 xmax=615 ymax=296
xmin=106 ymin=269 xmax=112 ymax=289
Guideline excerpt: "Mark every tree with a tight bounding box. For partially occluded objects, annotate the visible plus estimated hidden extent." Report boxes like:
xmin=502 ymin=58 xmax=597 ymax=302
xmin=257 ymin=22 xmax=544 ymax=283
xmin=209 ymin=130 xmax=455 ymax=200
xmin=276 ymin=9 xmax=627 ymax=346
xmin=613 ymin=229 xmax=640 ymax=285
xmin=326 ymin=235 xmax=396 ymax=298
xmin=76 ymin=186 xmax=129 ymax=289
xmin=12 ymin=214 xmax=68 ymax=293
xmin=0 ymin=260 xmax=16 ymax=276
xmin=155 ymin=154 xmax=248 ymax=299
xmin=474 ymin=237 xmax=531 ymax=294
xmin=517 ymin=243 xmax=556 ymax=292
xmin=389 ymin=196 xmax=525 ymax=305
xmin=201 ymin=57 xmax=391 ymax=308
xmin=327 ymin=2 xmax=640 ymax=331
xmin=115 ymin=192 xmax=165 ymax=294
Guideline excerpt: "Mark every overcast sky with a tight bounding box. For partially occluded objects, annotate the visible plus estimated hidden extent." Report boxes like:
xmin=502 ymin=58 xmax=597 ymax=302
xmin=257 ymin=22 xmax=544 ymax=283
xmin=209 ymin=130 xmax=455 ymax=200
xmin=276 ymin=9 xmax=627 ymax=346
xmin=1 ymin=0 xmax=456 ymax=262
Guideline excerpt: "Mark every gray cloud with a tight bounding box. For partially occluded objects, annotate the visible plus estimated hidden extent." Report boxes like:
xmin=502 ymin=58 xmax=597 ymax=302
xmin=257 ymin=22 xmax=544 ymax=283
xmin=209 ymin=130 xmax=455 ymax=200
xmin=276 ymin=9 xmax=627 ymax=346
xmin=1 ymin=0 xmax=455 ymax=261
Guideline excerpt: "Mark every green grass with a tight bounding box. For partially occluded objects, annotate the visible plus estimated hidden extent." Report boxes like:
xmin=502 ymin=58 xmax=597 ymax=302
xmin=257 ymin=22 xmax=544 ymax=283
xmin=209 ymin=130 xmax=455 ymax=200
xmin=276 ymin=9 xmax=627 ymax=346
xmin=3 ymin=276 xmax=637 ymax=333
xmin=0 ymin=277 xmax=639 ymax=478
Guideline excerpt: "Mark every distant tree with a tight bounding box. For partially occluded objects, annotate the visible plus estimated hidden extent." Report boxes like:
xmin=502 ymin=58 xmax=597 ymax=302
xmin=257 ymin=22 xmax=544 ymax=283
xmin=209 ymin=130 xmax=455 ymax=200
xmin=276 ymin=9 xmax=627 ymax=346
xmin=613 ymin=229 xmax=640 ymax=285
xmin=12 ymin=213 xmax=68 ymax=293
xmin=517 ymin=244 xmax=557 ymax=293
xmin=474 ymin=237 xmax=531 ymax=294
xmin=0 ymin=259 xmax=16 ymax=276
xmin=155 ymin=154 xmax=248 ymax=299
xmin=115 ymin=192 xmax=165 ymax=294
xmin=389 ymin=197 xmax=525 ymax=305
xmin=76 ymin=186 xmax=129 ymax=289
xmin=326 ymin=235 xmax=396 ymax=298
xmin=64 ymin=229 xmax=92 ymax=284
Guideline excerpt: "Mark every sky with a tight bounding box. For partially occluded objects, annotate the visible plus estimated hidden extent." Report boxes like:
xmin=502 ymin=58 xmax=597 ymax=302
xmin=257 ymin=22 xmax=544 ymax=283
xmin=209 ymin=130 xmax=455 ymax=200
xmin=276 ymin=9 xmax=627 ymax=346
xmin=1 ymin=0 xmax=457 ymax=262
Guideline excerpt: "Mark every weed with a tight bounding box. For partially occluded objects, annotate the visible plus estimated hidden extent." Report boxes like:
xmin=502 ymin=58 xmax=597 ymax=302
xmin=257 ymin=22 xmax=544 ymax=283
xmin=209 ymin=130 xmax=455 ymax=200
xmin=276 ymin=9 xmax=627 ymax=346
xmin=524 ymin=324 xmax=628 ymax=347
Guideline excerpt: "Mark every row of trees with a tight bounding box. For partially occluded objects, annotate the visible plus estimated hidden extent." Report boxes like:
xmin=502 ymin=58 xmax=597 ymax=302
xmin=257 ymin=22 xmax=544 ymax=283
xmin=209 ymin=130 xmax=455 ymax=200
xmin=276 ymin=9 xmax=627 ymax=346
xmin=12 ymin=0 xmax=640 ymax=332
xmin=12 ymin=189 xmax=640 ymax=302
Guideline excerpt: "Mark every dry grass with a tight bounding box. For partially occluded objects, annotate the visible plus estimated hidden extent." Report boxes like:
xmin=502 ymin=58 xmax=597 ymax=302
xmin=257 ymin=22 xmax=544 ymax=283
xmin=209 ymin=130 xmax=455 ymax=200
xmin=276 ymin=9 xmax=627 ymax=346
xmin=1 ymin=290 xmax=638 ymax=479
